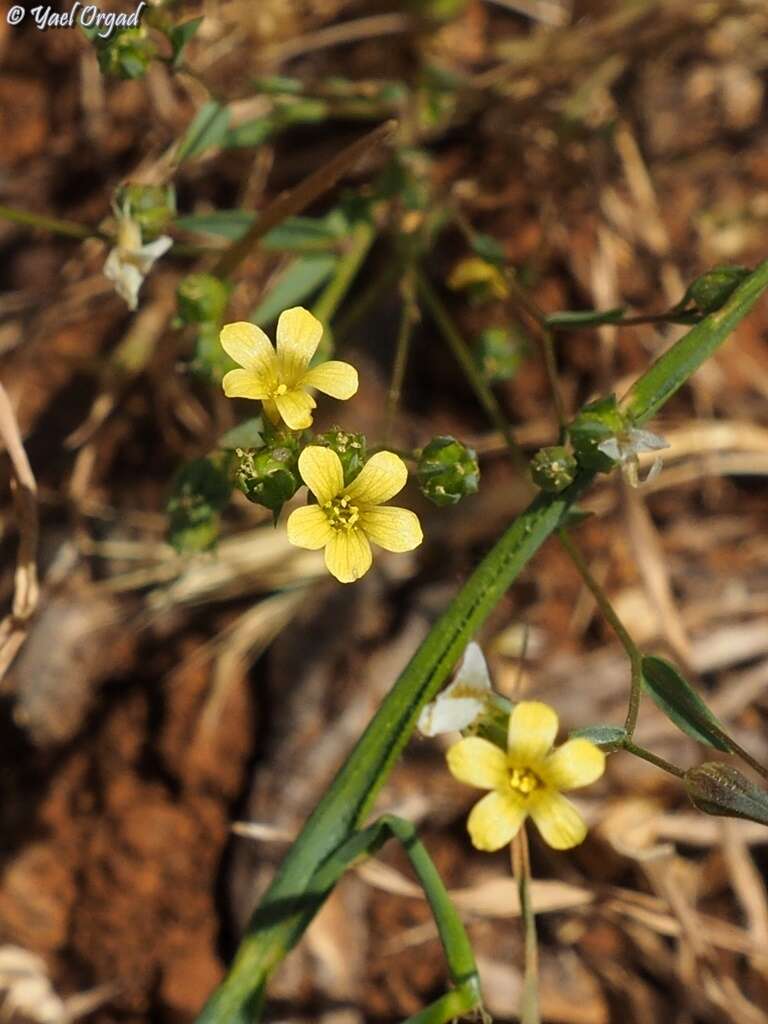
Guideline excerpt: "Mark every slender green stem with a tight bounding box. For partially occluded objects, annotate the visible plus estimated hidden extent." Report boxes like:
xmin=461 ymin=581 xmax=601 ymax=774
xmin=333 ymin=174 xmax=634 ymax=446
xmin=0 ymin=204 xmax=99 ymax=241
xmin=414 ymin=267 xmax=525 ymax=467
xmin=311 ymin=218 xmax=376 ymax=324
xmin=512 ymin=827 xmax=539 ymax=1024
xmin=384 ymin=270 xmax=418 ymax=443
xmin=558 ymin=528 xmax=643 ymax=736
xmin=334 ymin=260 xmax=400 ymax=341
xmin=623 ymin=740 xmax=685 ymax=779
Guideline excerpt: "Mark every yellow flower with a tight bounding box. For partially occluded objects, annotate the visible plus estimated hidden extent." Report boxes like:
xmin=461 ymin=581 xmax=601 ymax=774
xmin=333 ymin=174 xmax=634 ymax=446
xmin=287 ymin=446 xmax=423 ymax=584
xmin=447 ymin=701 xmax=605 ymax=851
xmin=220 ymin=307 xmax=358 ymax=431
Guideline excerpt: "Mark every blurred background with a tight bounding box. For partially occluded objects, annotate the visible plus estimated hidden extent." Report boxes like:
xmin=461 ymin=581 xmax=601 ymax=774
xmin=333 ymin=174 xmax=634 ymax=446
xmin=1 ymin=0 xmax=768 ymax=1021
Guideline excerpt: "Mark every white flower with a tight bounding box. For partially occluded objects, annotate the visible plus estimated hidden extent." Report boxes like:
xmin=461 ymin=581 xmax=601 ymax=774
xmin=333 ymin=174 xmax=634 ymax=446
xmin=418 ymin=641 xmax=492 ymax=737
xmin=103 ymin=214 xmax=172 ymax=310
xmin=597 ymin=426 xmax=669 ymax=488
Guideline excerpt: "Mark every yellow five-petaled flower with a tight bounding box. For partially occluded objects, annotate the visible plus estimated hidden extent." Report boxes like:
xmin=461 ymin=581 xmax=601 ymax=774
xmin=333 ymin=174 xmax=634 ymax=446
xmin=447 ymin=701 xmax=605 ymax=851
xmin=287 ymin=446 xmax=423 ymax=583
xmin=220 ymin=307 xmax=358 ymax=430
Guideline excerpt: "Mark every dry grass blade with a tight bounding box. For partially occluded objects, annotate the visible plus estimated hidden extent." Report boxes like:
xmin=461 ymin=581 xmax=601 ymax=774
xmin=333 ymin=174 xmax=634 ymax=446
xmin=0 ymin=381 xmax=38 ymax=680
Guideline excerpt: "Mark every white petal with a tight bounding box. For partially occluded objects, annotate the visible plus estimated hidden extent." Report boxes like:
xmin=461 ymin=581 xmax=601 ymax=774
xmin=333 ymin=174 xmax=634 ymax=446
xmin=629 ymin=428 xmax=669 ymax=454
xmin=135 ymin=234 xmax=173 ymax=271
xmin=453 ymin=641 xmax=492 ymax=693
xmin=596 ymin=437 xmax=621 ymax=461
xmin=417 ymin=695 xmax=487 ymax=737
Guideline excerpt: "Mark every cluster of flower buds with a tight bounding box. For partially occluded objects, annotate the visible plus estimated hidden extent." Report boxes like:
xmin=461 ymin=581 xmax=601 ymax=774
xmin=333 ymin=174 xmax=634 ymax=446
xmin=233 ymin=432 xmax=301 ymax=518
xmin=529 ymin=445 xmax=578 ymax=494
xmin=417 ymin=436 xmax=479 ymax=507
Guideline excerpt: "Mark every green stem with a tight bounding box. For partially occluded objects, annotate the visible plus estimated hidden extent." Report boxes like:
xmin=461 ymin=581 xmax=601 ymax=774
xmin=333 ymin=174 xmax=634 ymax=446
xmin=512 ymin=827 xmax=539 ymax=1024
xmin=558 ymin=528 xmax=643 ymax=736
xmin=622 ymin=740 xmax=685 ymax=779
xmin=311 ymin=218 xmax=376 ymax=324
xmin=384 ymin=270 xmax=418 ymax=443
xmin=414 ymin=267 xmax=525 ymax=467
xmin=0 ymin=204 xmax=99 ymax=241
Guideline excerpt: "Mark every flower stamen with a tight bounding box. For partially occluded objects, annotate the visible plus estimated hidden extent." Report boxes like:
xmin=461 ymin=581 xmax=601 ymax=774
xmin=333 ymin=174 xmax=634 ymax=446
xmin=323 ymin=495 xmax=360 ymax=531
xmin=509 ymin=767 xmax=542 ymax=797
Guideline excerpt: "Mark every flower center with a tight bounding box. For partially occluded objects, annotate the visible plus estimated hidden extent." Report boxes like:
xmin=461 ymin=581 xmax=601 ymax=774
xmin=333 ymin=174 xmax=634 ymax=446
xmin=270 ymin=383 xmax=289 ymax=398
xmin=323 ymin=495 xmax=360 ymax=531
xmin=508 ymin=766 xmax=542 ymax=797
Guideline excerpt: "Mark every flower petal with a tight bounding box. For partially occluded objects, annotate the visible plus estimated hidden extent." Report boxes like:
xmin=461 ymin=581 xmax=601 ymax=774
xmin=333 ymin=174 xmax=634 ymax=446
xmin=541 ymin=739 xmax=605 ymax=791
xmin=324 ymin=528 xmax=372 ymax=583
xmin=467 ymin=791 xmax=526 ymax=852
xmin=104 ymin=251 xmax=142 ymax=310
xmin=274 ymin=388 xmax=316 ymax=430
xmin=528 ymin=790 xmax=587 ymax=850
xmin=345 ymin=451 xmax=408 ymax=506
xmin=358 ymin=506 xmax=422 ymax=552
xmin=298 ymin=447 xmax=344 ymax=505
xmin=507 ymin=701 xmax=559 ymax=767
xmin=301 ymin=360 xmax=359 ymax=399
xmin=286 ymin=505 xmax=333 ymax=550
xmin=629 ymin=428 xmax=669 ymax=453
xmin=276 ymin=307 xmax=323 ymax=382
xmin=453 ymin=642 xmax=492 ymax=693
xmin=220 ymin=322 xmax=277 ymax=376
xmin=418 ymin=695 xmax=486 ymax=737
xmin=222 ymin=368 xmax=270 ymax=400
xmin=446 ymin=736 xmax=508 ymax=790
xmin=135 ymin=235 xmax=173 ymax=272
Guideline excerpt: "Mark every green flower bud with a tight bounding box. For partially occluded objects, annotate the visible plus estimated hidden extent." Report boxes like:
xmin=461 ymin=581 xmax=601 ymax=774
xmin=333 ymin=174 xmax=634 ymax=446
xmin=115 ymin=184 xmax=176 ymax=238
xmin=167 ymin=457 xmax=232 ymax=553
xmin=234 ymin=442 xmax=300 ymax=514
xmin=313 ymin=427 xmax=367 ymax=485
xmin=417 ymin=436 xmax=479 ymax=507
xmin=685 ymin=763 xmax=768 ymax=826
xmin=567 ymin=395 xmax=626 ymax=472
xmin=530 ymin=445 xmax=578 ymax=493
xmin=688 ymin=265 xmax=750 ymax=315
xmin=177 ymin=274 xmax=230 ymax=325
xmin=96 ymin=28 xmax=156 ymax=80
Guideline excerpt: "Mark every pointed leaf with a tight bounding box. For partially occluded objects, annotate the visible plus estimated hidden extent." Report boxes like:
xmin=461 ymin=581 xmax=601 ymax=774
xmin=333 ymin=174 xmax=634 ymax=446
xmin=641 ymin=655 xmax=732 ymax=751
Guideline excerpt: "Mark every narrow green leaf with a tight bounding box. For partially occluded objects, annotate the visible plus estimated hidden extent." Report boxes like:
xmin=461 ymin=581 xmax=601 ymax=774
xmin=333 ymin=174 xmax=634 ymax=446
xmin=685 ymin=763 xmax=768 ymax=825
xmin=169 ymin=17 xmax=203 ymax=66
xmin=570 ymin=724 xmax=627 ymax=749
xmin=250 ymin=255 xmax=338 ymax=325
xmin=546 ymin=307 xmax=625 ymax=328
xmin=175 ymin=211 xmax=254 ymax=240
xmin=641 ymin=655 xmax=732 ymax=751
xmin=176 ymin=102 xmax=230 ymax=162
